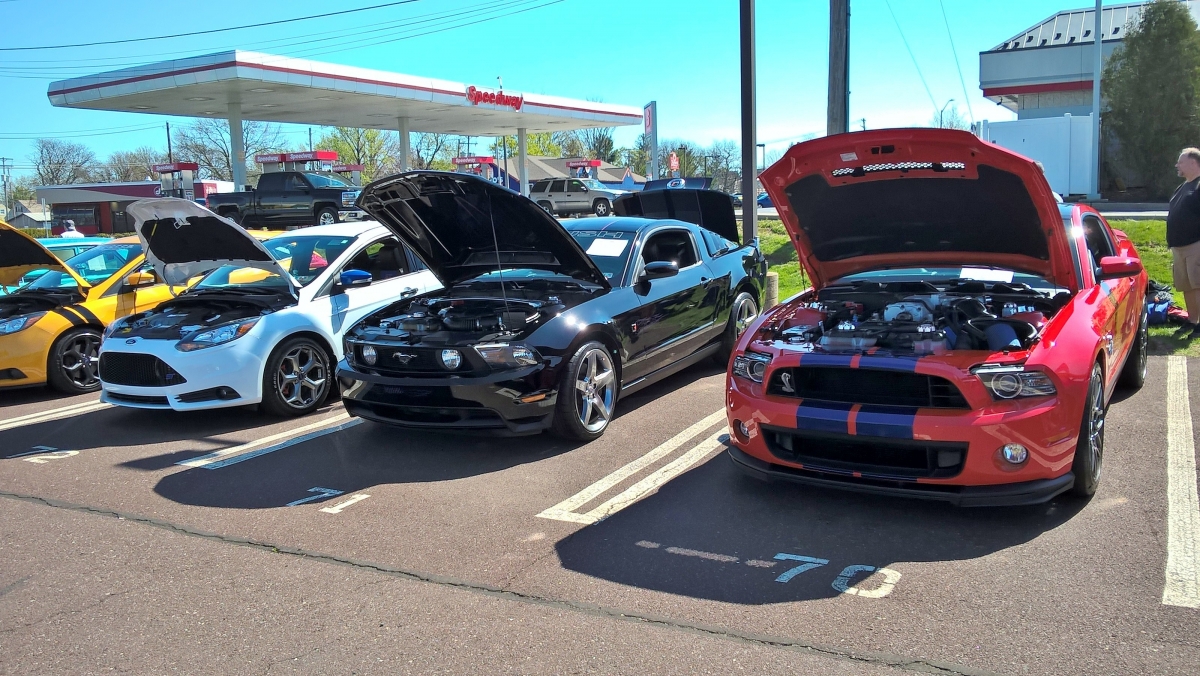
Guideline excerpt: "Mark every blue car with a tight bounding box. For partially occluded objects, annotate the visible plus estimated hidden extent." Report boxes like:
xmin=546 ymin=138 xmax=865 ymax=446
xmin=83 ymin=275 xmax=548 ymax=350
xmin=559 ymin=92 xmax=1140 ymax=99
xmin=0 ymin=236 xmax=107 ymax=295
xmin=756 ymin=192 xmax=773 ymax=208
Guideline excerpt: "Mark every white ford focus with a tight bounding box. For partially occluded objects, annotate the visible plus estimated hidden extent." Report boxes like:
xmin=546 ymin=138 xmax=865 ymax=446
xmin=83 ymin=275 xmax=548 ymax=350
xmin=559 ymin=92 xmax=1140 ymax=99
xmin=98 ymin=198 xmax=440 ymax=416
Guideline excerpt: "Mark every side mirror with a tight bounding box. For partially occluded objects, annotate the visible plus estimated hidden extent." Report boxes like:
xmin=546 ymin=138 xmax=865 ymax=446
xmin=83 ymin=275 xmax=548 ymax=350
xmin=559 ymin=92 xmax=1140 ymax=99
xmin=335 ymin=269 xmax=372 ymax=293
xmin=123 ymin=271 xmax=157 ymax=289
xmin=640 ymin=260 xmax=680 ymax=282
xmin=1097 ymin=256 xmax=1143 ymax=280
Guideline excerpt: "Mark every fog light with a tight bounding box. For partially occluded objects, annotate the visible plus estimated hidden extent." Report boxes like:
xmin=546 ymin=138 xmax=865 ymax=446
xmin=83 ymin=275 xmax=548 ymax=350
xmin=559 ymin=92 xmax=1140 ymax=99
xmin=361 ymin=345 xmax=377 ymax=365
xmin=1000 ymin=443 xmax=1028 ymax=465
xmin=732 ymin=419 xmax=752 ymax=443
xmin=440 ymin=349 xmax=462 ymax=369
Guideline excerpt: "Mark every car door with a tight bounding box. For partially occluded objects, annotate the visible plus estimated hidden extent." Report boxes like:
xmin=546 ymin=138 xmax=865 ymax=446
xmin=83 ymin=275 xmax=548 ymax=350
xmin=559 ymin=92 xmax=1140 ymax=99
xmin=617 ymin=227 xmax=716 ymax=381
xmin=547 ymin=180 xmax=567 ymax=213
xmin=281 ymin=174 xmax=313 ymax=226
xmin=1080 ymin=213 xmax=1135 ymax=373
xmin=565 ymin=179 xmax=589 ymax=213
xmin=253 ymin=173 xmax=287 ymax=226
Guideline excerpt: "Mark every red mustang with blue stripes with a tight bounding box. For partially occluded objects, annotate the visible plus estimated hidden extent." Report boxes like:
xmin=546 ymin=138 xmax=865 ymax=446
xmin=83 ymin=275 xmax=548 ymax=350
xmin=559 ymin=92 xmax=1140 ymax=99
xmin=726 ymin=129 xmax=1147 ymax=506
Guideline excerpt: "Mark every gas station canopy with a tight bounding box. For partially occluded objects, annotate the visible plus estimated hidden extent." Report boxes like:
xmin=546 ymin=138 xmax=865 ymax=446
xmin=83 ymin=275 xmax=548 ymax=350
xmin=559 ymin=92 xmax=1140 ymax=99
xmin=47 ymin=50 xmax=644 ymax=192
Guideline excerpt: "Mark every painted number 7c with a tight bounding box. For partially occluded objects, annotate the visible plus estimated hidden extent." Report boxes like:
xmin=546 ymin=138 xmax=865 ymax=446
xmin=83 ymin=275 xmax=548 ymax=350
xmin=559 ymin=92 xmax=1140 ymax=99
xmin=773 ymin=553 xmax=829 ymax=582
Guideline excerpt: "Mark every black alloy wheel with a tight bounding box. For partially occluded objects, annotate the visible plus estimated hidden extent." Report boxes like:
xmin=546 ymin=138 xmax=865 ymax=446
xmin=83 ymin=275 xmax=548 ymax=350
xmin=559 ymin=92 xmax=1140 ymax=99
xmin=1070 ymin=363 xmax=1107 ymax=498
xmin=593 ymin=198 xmax=612 ymax=217
xmin=261 ymin=337 xmax=331 ymax=417
xmin=715 ymin=292 xmax=760 ymax=364
xmin=48 ymin=327 xmax=102 ymax=394
xmin=552 ymin=340 xmax=618 ymax=441
xmin=1118 ymin=305 xmax=1148 ymax=390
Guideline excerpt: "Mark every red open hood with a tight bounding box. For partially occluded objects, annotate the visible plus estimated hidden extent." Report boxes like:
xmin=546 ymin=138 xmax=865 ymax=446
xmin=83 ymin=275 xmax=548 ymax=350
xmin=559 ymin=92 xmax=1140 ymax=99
xmin=760 ymin=128 xmax=1076 ymax=291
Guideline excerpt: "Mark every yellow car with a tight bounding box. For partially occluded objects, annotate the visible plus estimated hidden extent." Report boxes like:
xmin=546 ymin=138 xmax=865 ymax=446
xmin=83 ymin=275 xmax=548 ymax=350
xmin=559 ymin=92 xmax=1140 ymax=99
xmin=1 ymin=223 xmax=286 ymax=394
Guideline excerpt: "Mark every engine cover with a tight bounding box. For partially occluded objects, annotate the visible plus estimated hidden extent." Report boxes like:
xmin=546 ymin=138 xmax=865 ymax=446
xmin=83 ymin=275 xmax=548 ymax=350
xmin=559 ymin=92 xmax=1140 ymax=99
xmin=882 ymin=301 xmax=934 ymax=323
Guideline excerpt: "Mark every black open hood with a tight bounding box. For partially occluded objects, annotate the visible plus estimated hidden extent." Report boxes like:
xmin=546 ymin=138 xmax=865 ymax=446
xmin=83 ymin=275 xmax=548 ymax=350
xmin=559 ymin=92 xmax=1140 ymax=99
xmin=613 ymin=188 xmax=739 ymax=244
xmin=356 ymin=171 xmax=609 ymax=288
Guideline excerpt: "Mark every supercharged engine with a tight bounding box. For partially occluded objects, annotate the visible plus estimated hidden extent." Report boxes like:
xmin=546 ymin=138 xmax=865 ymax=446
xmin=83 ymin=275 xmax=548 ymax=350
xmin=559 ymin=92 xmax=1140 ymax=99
xmin=769 ymin=280 xmax=1069 ymax=354
xmin=363 ymin=296 xmax=562 ymax=344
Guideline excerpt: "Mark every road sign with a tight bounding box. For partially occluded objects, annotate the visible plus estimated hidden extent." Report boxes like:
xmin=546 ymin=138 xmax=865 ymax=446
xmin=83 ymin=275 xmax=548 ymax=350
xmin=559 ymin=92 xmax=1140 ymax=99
xmin=668 ymin=152 xmax=679 ymax=172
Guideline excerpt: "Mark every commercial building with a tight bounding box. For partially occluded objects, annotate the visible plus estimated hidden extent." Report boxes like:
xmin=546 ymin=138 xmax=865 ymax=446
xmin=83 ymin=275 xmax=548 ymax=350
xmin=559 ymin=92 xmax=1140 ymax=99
xmin=34 ymin=178 xmax=232 ymax=235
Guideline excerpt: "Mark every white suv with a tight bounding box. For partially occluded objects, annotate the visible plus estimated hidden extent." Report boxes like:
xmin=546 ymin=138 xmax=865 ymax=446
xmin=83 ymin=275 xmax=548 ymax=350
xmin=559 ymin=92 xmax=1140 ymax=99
xmin=529 ymin=178 xmax=627 ymax=217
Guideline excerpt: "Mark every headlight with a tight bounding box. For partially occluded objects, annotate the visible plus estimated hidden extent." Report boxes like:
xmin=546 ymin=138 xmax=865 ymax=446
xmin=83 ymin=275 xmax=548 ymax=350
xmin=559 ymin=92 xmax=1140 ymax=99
xmin=732 ymin=351 xmax=772 ymax=383
xmin=973 ymin=365 xmax=1057 ymax=400
xmin=474 ymin=343 xmax=540 ymax=369
xmin=440 ymin=349 xmax=463 ymax=369
xmin=0 ymin=312 xmax=45 ymax=336
xmin=176 ymin=317 xmax=259 ymax=352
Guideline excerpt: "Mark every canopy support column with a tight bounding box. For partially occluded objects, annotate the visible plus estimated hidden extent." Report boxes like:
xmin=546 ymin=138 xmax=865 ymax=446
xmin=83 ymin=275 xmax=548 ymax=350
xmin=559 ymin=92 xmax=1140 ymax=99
xmin=228 ymin=104 xmax=246 ymax=191
xmin=517 ymin=127 xmax=528 ymax=196
xmin=398 ymin=117 xmax=411 ymax=172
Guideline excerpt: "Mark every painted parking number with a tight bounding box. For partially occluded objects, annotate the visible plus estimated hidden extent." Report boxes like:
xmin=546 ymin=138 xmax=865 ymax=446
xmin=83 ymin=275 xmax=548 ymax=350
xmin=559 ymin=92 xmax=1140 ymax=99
xmin=13 ymin=446 xmax=79 ymax=463
xmin=774 ymin=551 xmax=902 ymax=598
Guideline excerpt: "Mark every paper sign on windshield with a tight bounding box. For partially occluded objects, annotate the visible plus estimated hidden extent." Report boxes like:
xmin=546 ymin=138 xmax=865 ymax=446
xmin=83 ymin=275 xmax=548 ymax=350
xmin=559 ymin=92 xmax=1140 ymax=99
xmin=586 ymin=239 xmax=630 ymax=257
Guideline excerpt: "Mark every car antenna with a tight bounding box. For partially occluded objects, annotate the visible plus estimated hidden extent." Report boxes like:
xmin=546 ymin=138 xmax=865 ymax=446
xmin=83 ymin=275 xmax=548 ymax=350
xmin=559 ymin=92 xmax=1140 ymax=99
xmin=486 ymin=189 xmax=512 ymax=329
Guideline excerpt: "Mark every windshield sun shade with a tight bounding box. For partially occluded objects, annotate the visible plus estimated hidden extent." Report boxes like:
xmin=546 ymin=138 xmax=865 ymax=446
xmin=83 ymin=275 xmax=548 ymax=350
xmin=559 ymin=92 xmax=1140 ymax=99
xmin=785 ymin=164 xmax=1049 ymax=263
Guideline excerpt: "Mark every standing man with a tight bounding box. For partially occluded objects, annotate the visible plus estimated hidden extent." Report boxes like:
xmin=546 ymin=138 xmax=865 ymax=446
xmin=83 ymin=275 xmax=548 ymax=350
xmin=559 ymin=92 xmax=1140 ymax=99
xmin=59 ymin=219 xmax=81 ymax=238
xmin=1169 ymin=148 xmax=1200 ymax=338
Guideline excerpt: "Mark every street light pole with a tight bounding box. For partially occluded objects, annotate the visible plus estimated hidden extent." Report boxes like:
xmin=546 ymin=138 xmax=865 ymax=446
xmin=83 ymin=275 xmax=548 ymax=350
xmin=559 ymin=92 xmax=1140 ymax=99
xmin=740 ymin=0 xmax=757 ymax=243
xmin=938 ymin=98 xmax=955 ymax=128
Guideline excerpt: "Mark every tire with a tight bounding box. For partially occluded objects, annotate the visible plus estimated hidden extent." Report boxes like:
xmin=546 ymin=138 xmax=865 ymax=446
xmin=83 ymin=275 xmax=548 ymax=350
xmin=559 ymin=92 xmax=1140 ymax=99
xmin=220 ymin=210 xmax=242 ymax=226
xmin=714 ymin=291 xmax=759 ymax=365
xmin=551 ymin=340 xmax=618 ymax=441
xmin=315 ymin=206 xmax=339 ymax=226
xmin=260 ymin=337 xmax=332 ymax=417
xmin=1070 ymin=363 xmax=1107 ymax=498
xmin=537 ymin=201 xmax=554 ymax=214
xmin=47 ymin=327 xmax=102 ymax=394
xmin=1118 ymin=305 xmax=1148 ymax=390
xmin=593 ymin=198 xmax=612 ymax=217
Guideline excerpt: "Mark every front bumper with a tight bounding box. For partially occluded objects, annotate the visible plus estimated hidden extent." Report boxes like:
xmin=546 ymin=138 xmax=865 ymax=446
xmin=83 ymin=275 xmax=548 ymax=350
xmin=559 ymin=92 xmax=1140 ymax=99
xmin=0 ymin=322 xmax=58 ymax=388
xmin=98 ymin=338 xmax=265 ymax=411
xmin=338 ymin=361 xmax=558 ymax=436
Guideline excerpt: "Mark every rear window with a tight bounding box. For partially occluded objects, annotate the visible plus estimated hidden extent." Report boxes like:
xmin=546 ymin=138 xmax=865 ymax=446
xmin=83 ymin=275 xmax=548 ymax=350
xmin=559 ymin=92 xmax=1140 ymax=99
xmin=530 ymin=181 xmax=549 ymax=193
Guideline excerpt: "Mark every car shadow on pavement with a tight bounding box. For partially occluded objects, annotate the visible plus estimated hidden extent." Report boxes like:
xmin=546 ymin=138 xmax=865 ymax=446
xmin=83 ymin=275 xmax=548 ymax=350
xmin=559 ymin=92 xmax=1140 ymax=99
xmin=151 ymin=420 xmax=583 ymax=509
xmin=554 ymin=445 xmax=1086 ymax=605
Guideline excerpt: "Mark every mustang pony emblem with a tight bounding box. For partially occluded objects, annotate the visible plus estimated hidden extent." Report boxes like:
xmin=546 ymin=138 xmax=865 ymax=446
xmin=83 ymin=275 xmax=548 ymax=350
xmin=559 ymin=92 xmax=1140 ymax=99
xmin=392 ymin=352 xmax=417 ymax=364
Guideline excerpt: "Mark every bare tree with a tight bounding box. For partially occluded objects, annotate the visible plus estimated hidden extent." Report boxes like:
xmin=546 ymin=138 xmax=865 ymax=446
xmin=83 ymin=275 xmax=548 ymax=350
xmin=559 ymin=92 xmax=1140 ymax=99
xmin=707 ymin=140 xmax=741 ymax=193
xmin=30 ymin=138 xmax=96 ymax=185
xmin=930 ymin=105 xmax=970 ymax=131
xmin=553 ymin=130 xmax=586 ymax=158
xmin=578 ymin=126 xmax=618 ymax=163
xmin=92 ymin=146 xmax=167 ymax=182
xmin=411 ymin=132 xmax=455 ymax=170
xmin=172 ymin=118 xmax=285 ymax=182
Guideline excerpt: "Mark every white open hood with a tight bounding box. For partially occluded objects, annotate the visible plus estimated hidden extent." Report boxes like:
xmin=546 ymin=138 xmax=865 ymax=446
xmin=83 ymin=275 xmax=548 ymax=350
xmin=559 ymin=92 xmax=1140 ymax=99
xmin=127 ymin=198 xmax=294 ymax=291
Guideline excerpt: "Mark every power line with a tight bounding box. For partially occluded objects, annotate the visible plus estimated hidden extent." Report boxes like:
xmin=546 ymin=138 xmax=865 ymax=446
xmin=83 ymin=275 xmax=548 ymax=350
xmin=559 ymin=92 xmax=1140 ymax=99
xmin=939 ymin=0 xmax=975 ymax=126
xmin=0 ymin=0 xmax=422 ymax=51
xmin=883 ymin=0 xmax=938 ymax=115
xmin=0 ymin=124 xmax=164 ymax=140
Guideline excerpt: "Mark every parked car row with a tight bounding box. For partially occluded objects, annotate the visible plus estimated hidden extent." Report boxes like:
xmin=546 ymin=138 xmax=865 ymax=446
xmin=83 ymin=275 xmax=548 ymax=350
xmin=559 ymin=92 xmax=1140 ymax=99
xmin=0 ymin=129 xmax=1149 ymax=505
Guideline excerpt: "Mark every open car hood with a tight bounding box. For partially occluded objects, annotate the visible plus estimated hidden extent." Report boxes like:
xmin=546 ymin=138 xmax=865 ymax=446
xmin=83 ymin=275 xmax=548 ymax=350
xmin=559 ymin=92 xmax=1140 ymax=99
xmin=0 ymin=220 xmax=90 ymax=289
xmin=356 ymin=171 xmax=609 ymax=289
xmin=759 ymin=128 xmax=1076 ymax=291
xmin=613 ymin=188 xmax=740 ymax=244
xmin=128 ymin=198 xmax=292 ymax=289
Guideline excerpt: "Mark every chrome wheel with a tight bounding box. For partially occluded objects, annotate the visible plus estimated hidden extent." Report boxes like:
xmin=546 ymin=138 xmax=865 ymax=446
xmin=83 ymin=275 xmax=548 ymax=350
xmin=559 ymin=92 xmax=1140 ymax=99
xmin=734 ymin=296 xmax=759 ymax=336
xmin=61 ymin=332 xmax=100 ymax=389
xmin=276 ymin=344 xmax=329 ymax=410
xmin=317 ymin=210 xmax=337 ymax=226
xmin=573 ymin=347 xmax=616 ymax=433
xmin=1084 ymin=374 xmax=1105 ymax=484
xmin=594 ymin=199 xmax=611 ymax=217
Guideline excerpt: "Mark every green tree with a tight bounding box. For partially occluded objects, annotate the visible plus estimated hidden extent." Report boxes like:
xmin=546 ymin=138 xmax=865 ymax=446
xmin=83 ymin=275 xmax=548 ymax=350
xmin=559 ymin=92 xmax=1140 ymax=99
xmin=314 ymin=127 xmax=398 ymax=182
xmin=1104 ymin=0 xmax=1200 ymax=197
xmin=490 ymin=132 xmax=561 ymax=158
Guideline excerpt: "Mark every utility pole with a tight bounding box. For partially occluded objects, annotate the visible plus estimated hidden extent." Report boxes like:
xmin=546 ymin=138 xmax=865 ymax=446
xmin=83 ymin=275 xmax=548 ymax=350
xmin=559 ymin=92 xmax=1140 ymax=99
xmin=740 ymin=0 xmax=757 ymax=243
xmin=859 ymin=118 xmax=866 ymax=131
xmin=308 ymin=127 xmax=313 ymax=152
xmin=828 ymin=0 xmax=850 ymax=136
xmin=0 ymin=157 xmax=10 ymax=220
xmin=166 ymin=122 xmax=172 ymax=163
xmin=1090 ymin=0 xmax=1103 ymax=200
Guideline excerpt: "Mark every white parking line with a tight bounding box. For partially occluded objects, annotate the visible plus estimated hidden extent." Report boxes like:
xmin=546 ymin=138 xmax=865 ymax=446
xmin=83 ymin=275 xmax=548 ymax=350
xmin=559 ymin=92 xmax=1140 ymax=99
xmin=1164 ymin=356 xmax=1200 ymax=609
xmin=0 ymin=400 xmax=110 ymax=432
xmin=178 ymin=413 xmax=361 ymax=470
xmin=319 ymin=494 xmax=371 ymax=514
xmin=537 ymin=410 xmax=727 ymax=525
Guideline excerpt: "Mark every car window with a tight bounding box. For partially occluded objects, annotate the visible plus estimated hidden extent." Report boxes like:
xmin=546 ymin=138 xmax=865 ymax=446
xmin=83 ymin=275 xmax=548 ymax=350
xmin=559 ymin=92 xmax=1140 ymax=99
xmin=568 ymin=180 xmax=586 ymax=192
xmin=569 ymin=229 xmax=635 ymax=282
xmin=304 ymin=173 xmax=353 ymax=188
xmin=256 ymin=173 xmax=284 ymax=191
xmin=1081 ymin=214 xmax=1115 ymax=275
xmin=582 ymin=179 xmax=607 ymax=191
xmin=201 ymin=234 xmax=358 ymax=289
xmin=284 ymin=175 xmax=308 ymax=191
xmin=700 ymin=228 xmax=737 ymax=257
xmin=641 ymin=229 xmax=699 ymax=269
xmin=530 ymin=181 xmax=549 ymax=194
xmin=23 ymin=243 xmax=142 ymax=290
xmin=342 ymin=235 xmax=412 ymax=282
xmin=549 ymin=180 xmax=566 ymax=192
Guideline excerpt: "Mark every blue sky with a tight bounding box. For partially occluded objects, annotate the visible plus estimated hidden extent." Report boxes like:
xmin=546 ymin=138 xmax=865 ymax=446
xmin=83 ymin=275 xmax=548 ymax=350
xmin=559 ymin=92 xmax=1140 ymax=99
xmin=0 ymin=0 xmax=1083 ymax=177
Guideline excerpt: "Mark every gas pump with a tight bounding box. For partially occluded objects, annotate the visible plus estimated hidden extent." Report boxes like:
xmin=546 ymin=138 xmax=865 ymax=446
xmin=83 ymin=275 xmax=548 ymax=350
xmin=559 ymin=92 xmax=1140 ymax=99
xmin=332 ymin=164 xmax=364 ymax=186
xmin=283 ymin=150 xmax=338 ymax=172
xmin=452 ymin=156 xmax=497 ymax=182
xmin=153 ymin=162 xmax=199 ymax=201
xmin=566 ymin=159 xmax=601 ymax=179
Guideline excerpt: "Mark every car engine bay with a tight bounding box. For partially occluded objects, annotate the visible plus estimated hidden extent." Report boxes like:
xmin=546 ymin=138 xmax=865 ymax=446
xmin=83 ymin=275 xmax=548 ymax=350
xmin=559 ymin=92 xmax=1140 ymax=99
xmin=764 ymin=279 xmax=1071 ymax=354
xmin=111 ymin=291 xmax=293 ymax=340
xmin=0 ymin=288 xmax=85 ymax=320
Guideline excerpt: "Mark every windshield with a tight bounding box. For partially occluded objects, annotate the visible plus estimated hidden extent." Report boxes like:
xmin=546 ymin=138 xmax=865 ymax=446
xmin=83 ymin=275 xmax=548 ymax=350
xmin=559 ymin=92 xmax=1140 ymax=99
xmin=22 ymin=243 xmax=141 ymax=290
xmin=837 ymin=267 xmax=1061 ymax=294
xmin=582 ymin=179 xmax=608 ymax=191
xmin=304 ymin=172 xmax=354 ymax=189
xmin=568 ymin=229 xmax=634 ymax=282
xmin=195 ymin=234 xmax=357 ymax=290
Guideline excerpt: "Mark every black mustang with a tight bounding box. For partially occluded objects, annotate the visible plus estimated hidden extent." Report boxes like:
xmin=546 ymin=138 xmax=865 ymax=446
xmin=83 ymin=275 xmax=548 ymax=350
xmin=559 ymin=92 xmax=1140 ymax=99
xmin=337 ymin=172 xmax=765 ymax=440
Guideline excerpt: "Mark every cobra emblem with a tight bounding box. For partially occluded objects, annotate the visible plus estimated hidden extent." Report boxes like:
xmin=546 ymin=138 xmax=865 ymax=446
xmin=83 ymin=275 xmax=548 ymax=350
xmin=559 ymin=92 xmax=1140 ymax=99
xmin=780 ymin=372 xmax=795 ymax=394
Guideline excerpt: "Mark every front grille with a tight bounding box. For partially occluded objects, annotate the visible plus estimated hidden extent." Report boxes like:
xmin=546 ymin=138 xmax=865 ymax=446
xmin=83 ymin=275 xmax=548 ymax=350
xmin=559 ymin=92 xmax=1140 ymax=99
xmin=99 ymin=353 xmax=186 ymax=387
xmin=767 ymin=367 xmax=969 ymax=409
xmin=358 ymin=345 xmax=482 ymax=376
xmin=346 ymin=400 xmax=506 ymax=428
xmin=106 ymin=393 xmax=170 ymax=406
xmin=763 ymin=426 xmax=967 ymax=480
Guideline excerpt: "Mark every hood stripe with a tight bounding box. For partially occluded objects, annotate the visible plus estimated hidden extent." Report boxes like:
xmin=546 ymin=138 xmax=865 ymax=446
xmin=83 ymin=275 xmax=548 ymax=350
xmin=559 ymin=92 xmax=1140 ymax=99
xmin=51 ymin=308 xmax=83 ymax=327
xmin=68 ymin=305 xmax=102 ymax=325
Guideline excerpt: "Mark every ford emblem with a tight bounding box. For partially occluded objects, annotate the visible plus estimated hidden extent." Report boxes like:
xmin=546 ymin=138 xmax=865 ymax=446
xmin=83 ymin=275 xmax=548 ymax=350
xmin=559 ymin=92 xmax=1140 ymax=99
xmin=125 ymin=338 xmax=138 ymax=344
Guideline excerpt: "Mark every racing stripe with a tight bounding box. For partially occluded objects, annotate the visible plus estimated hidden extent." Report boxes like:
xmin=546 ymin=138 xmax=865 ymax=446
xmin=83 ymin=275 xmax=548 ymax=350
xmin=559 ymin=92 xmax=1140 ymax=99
xmin=798 ymin=354 xmax=855 ymax=368
xmin=857 ymin=355 xmax=920 ymax=372
xmin=68 ymin=305 xmax=102 ymax=325
xmin=795 ymin=401 xmax=855 ymax=434
xmin=853 ymin=405 xmax=918 ymax=439
xmin=51 ymin=308 xmax=83 ymax=327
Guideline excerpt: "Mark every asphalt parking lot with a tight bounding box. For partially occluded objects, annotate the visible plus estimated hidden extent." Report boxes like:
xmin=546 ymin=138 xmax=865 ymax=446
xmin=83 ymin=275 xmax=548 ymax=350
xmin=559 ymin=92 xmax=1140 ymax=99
xmin=2 ymin=356 xmax=1199 ymax=675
